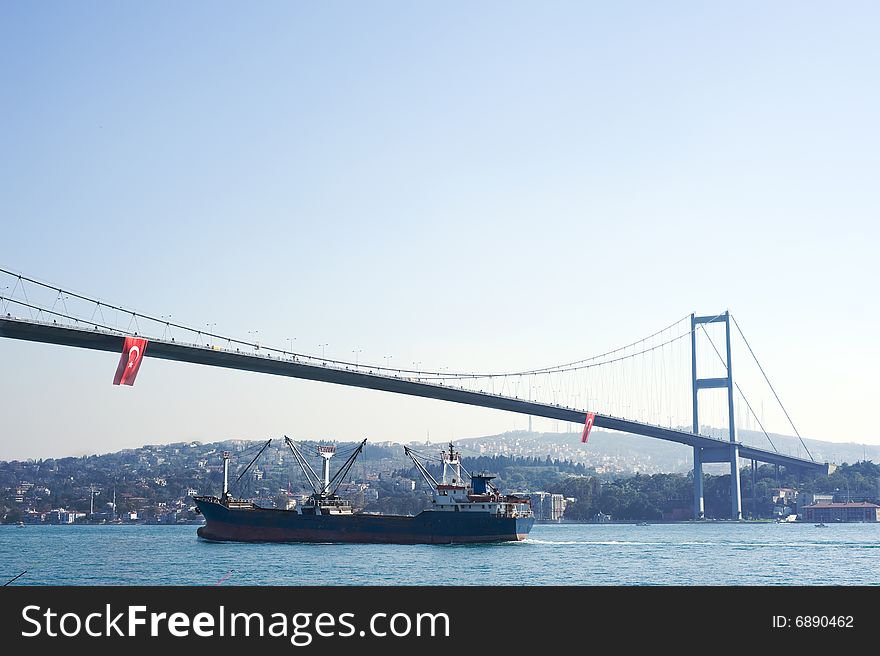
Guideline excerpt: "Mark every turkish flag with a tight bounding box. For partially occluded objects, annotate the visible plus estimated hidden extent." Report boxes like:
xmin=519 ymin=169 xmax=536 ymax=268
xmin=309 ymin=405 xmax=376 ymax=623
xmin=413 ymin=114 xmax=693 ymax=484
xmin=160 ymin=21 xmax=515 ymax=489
xmin=113 ymin=336 xmax=148 ymax=386
xmin=581 ymin=411 xmax=595 ymax=444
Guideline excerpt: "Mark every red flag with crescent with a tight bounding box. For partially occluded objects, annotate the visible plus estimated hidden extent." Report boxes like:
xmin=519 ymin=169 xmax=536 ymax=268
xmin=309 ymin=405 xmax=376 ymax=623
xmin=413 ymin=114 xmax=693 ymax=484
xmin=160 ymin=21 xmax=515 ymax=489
xmin=581 ymin=411 xmax=595 ymax=444
xmin=113 ymin=336 xmax=148 ymax=386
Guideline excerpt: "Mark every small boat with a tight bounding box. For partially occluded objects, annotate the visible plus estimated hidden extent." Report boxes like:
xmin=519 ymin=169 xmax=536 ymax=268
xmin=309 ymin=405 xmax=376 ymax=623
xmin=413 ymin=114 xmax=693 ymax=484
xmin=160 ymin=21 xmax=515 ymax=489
xmin=815 ymin=523 xmax=828 ymax=528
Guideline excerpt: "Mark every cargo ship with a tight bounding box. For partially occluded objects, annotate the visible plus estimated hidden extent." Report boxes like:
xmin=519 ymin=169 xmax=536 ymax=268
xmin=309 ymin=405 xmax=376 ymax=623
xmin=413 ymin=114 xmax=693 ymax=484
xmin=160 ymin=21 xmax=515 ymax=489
xmin=193 ymin=438 xmax=534 ymax=544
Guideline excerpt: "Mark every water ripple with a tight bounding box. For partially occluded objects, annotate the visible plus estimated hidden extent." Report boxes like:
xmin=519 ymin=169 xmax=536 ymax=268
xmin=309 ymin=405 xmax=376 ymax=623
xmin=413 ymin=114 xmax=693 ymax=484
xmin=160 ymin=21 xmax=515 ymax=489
xmin=2 ymin=522 xmax=878 ymax=586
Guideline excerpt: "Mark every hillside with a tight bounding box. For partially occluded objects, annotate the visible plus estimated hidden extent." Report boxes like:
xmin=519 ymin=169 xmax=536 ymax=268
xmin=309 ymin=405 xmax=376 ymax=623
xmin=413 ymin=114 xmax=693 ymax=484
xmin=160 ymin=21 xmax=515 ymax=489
xmin=2 ymin=429 xmax=877 ymax=523
xmin=456 ymin=428 xmax=880 ymax=474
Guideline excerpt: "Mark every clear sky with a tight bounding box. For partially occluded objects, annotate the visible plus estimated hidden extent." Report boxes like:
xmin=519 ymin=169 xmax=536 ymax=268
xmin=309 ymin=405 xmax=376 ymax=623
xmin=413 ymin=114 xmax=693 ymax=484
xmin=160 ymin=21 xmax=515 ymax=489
xmin=1 ymin=2 xmax=878 ymax=460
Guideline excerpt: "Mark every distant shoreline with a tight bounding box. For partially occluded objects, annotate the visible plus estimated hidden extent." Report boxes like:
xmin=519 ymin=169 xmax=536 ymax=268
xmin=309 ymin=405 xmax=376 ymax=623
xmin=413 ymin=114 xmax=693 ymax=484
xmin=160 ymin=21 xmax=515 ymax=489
xmin=5 ymin=518 xmax=796 ymax=527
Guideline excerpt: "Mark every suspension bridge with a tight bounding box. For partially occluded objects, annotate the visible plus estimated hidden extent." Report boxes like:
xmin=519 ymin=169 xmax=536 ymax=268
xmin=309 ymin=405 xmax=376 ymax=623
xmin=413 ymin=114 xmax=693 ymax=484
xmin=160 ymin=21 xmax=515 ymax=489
xmin=0 ymin=267 xmax=830 ymax=520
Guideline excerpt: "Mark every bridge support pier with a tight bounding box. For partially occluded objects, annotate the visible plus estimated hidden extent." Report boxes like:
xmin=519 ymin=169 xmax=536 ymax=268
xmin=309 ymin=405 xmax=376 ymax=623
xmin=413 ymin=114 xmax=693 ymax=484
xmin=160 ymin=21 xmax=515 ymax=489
xmin=751 ymin=459 xmax=757 ymax=518
xmin=693 ymin=447 xmax=704 ymax=519
xmin=691 ymin=311 xmax=743 ymax=520
xmin=730 ymin=445 xmax=742 ymax=520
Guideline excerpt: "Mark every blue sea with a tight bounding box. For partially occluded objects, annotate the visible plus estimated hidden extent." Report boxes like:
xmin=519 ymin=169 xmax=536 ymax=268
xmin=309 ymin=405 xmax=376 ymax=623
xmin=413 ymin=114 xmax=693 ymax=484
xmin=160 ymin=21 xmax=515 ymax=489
xmin=2 ymin=522 xmax=877 ymax=586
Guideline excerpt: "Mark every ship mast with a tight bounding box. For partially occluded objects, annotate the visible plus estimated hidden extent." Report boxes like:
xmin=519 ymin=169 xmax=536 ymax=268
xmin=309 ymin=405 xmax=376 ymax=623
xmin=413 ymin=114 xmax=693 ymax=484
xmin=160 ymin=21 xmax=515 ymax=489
xmin=221 ymin=451 xmax=230 ymax=501
xmin=405 ymin=446 xmax=439 ymax=489
xmin=285 ymin=436 xmax=367 ymax=498
xmin=441 ymin=442 xmax=463 ymax=486
xmin=317 ymin=445 xmax=336 ymax=494
xmin=218 ymin=439 xmax=274 ymax=504
xmin=405 ymin=443 xmax=471 ymax=491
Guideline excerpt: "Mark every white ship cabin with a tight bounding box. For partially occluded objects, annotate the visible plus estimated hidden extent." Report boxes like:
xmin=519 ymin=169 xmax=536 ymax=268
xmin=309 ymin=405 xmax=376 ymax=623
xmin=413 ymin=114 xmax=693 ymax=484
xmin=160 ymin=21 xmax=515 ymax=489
xmin=431 ymin=445 xmax=532 ymax=518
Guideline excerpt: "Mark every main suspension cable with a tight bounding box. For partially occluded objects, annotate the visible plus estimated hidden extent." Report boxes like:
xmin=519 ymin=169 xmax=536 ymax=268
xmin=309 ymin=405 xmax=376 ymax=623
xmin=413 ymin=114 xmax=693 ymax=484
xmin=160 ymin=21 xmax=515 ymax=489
xmin=696 ymin=323 xmax=779 ymax=454
xmin=730 ymin=314 xmax=813 ymax=461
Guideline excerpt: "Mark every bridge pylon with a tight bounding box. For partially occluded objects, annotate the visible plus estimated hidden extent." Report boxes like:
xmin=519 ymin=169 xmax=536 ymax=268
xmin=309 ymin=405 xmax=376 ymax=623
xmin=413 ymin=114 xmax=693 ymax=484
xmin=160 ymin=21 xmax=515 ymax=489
xmin=691 ymin=311 xmax=742 ymax=520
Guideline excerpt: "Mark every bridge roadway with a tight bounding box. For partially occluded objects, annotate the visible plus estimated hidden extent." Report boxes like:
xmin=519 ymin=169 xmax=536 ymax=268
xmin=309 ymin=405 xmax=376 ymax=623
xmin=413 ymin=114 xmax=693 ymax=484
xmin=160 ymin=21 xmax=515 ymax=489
xmin=0 ymin=316 xmax=828 ymax=473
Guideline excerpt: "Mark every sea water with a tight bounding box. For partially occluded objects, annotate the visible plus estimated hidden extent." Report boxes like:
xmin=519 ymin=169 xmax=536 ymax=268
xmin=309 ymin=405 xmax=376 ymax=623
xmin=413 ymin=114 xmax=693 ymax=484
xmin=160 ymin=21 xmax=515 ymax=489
xmin=2 ymin=522 xmax=877 ymax=586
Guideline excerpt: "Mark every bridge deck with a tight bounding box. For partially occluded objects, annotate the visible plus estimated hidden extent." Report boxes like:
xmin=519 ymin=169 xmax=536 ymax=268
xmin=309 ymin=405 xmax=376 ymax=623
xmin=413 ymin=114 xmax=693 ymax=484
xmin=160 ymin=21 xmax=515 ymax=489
xmin=0 ymin=316 xmax=827 ymax=472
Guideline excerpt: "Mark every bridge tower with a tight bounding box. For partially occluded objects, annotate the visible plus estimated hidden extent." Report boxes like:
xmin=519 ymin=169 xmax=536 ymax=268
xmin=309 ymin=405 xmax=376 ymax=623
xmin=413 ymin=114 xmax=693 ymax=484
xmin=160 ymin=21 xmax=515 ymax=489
xmin=691 ymin=312 xmax=742 ymax=520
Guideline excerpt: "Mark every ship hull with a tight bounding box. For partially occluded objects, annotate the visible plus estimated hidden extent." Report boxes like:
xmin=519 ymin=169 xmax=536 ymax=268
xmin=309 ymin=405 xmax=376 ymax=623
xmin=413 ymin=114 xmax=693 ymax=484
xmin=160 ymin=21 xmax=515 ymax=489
xmin=194 ymin=498 xmax=534 ymax=544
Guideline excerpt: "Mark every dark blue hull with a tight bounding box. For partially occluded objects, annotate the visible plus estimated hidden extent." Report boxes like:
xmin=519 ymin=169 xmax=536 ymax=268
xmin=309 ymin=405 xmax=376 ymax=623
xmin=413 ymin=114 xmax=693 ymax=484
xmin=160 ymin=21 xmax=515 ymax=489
xmin=194 ymin=498 xmax=534 ymax=544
